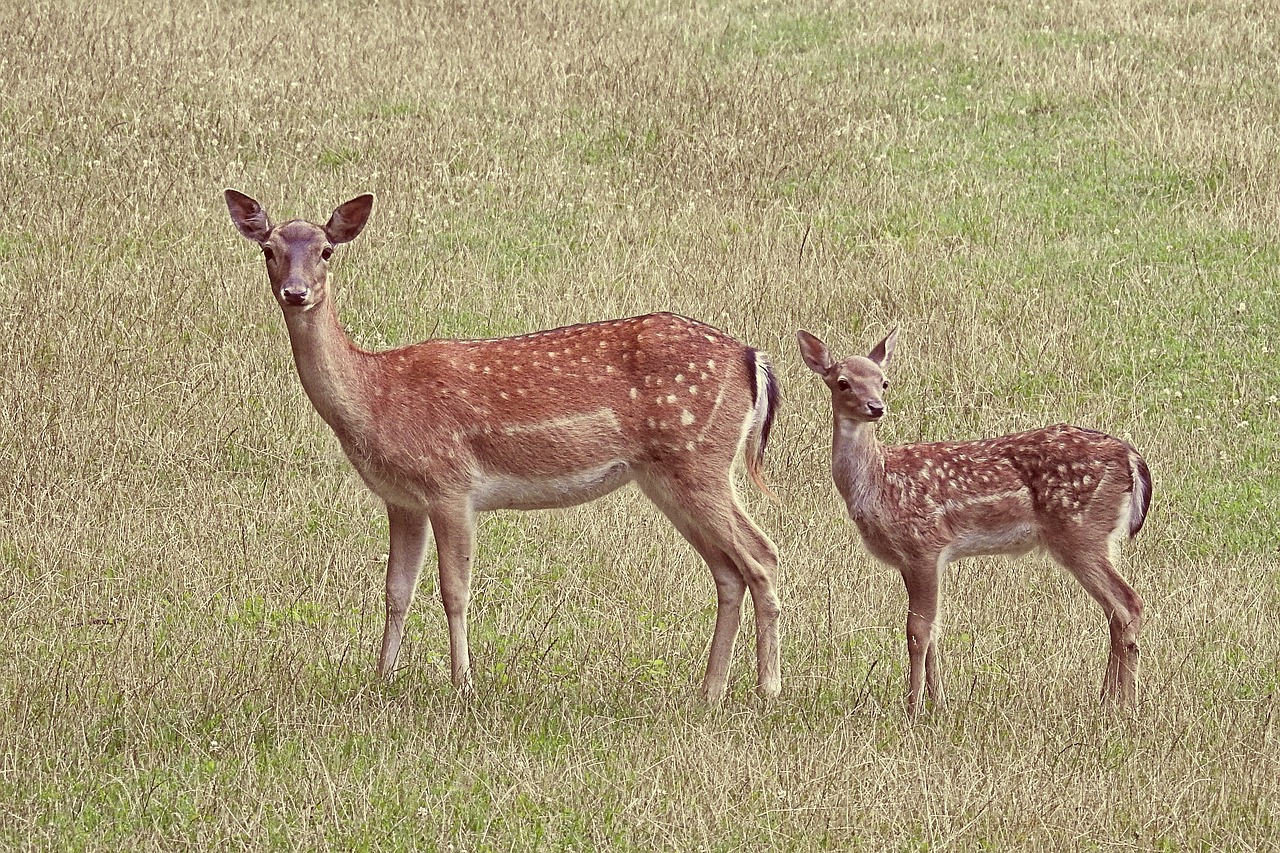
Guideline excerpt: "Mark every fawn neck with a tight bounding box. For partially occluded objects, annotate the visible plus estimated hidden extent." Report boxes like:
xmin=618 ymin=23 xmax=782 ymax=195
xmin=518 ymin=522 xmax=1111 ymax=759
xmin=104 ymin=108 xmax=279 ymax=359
xmin=280 ymin=297 xmax=372 ymax=437
xmin=831 ymin=415 xmax=885 ymax=520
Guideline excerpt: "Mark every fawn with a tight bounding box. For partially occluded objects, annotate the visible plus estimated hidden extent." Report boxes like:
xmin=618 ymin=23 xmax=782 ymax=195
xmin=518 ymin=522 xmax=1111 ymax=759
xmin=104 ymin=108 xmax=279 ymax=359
xmin=224 ymin=190 xmax=783 ymax=701
xmin=798 ymin=328 xmax=1150 ymax=715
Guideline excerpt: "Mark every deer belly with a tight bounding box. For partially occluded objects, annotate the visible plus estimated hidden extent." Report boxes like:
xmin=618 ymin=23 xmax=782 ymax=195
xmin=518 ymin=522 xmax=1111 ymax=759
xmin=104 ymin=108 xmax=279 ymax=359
xmin=945 ymin=522 xmax=1039 ymax=560
xmin=471 ymin=460 xmax=634 ymax=511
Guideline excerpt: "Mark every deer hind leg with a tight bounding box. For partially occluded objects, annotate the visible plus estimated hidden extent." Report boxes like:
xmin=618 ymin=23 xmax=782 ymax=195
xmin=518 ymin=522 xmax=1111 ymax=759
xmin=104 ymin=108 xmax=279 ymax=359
xmin=902 ymin=560 xmax=945 ymax=717
xmin=638 ymin=478 xmax=781 ymax=702
xmin=427 ymin=501 xmax=478 ymax=694
xmin=698 ymin=549 xmax=748 ymax=704
xmin=1050 ymin=542 xmax=1143 ymax=705
xmin=379 ymin=503 xmax=431 ymax=678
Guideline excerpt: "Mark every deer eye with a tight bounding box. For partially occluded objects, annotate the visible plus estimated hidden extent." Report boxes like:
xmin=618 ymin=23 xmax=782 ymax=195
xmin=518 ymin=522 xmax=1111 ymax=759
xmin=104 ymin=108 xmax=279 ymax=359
xmin=882 ymin=380 xmax=890 ymax=390
xmin=321 ymin=246 xmax=334 ymax=261
xmin=836 ymin=377 xmax=852 ymax=392
xmin=262 ymin=246 xmax=275 ymax=262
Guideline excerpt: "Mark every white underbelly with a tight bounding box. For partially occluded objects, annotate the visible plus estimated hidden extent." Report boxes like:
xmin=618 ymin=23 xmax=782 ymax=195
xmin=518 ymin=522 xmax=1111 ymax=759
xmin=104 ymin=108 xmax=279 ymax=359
xmin=471 ymin=460 xmax=634 ymax=511
xmin=944 ymin=524 xmax=1039 ymax=561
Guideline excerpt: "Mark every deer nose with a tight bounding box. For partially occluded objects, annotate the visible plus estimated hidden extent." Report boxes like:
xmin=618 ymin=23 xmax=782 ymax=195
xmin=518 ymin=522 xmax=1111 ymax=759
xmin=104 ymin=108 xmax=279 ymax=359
xmin=279 ymin=282 xmax=310 ymax=306
xmin=867 ymin=401 xmax=886 ymax=419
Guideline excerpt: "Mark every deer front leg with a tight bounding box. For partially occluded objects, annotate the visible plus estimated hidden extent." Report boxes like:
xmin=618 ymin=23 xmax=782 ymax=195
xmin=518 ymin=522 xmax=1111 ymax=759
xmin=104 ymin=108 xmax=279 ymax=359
xmin=903 ymin=564 xmax=942 ymax=717
xmin=429 ymin=501 xmax=477 ymax=694
xmin=378 ymin=503 xmax=431 ymax=677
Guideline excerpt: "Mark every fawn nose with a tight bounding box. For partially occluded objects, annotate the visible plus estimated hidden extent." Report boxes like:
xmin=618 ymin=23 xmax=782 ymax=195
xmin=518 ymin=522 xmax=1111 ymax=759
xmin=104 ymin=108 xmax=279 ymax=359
xmin=867 ymin=401 xmax=886 ymax=419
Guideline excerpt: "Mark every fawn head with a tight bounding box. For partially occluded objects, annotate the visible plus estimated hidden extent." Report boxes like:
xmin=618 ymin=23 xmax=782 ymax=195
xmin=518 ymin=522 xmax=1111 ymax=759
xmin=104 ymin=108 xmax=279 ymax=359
xmin=797 ymin=328 xmax=898 ymax=423
xmin=224 ymin=190 xmax=374 ymax=311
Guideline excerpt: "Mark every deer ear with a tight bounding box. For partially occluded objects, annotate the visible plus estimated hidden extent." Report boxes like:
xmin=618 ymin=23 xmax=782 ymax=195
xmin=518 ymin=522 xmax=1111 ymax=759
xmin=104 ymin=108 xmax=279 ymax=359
xmin=225 ymin=189 xmax=272 ymax=243
xmin=796 ymin=329 xmax=833 ymax=375
xmin=325 ymin=194 xmax=374 ymax=244
xmin=869 ymin=328 xmax=897 ymax=368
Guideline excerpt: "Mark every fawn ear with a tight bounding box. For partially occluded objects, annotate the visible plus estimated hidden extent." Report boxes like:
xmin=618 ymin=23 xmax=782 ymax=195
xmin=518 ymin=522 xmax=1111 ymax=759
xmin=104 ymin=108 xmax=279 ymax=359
xmin=869 ymin=328 xmax=898 ymax=368
xmin=796 ymin=330 xmax=833 ymax=375
xmin=225 ymin=189 xmax=272 ymax=243
xmin=325 ymin=194 xmax=374 ymax=244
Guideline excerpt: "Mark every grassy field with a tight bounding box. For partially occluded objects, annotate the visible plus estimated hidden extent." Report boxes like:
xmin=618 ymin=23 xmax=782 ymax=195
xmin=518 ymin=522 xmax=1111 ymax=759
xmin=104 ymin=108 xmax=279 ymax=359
xmin=2 ymin=0 xmax=1278 ymax=848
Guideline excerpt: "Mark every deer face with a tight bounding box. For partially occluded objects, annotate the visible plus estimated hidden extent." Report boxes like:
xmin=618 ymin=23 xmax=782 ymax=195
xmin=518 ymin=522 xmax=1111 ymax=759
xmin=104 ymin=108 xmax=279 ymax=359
xmin=797 ymin=328 xmax=898 ymax=423
xmin=262 ymin=221 xmax=333 ymax=311
xmin=225 ymin=190 xmax=374 ymax=314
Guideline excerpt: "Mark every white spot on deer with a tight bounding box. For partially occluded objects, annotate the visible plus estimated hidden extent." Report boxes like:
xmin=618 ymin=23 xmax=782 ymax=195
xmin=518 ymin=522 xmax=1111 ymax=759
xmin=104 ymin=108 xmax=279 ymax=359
xmin=689 ymin=386 xmax=699 ymax=396
xmin=629 ymin=387 xmax=638 ymax=399
xmin=681 ymin=410 xmax=695 ymax=426
xmin=606 ymin=365 xmax=616 ymax=375
xmin=674 ymin=374 xmax=685 ymax=384
xmin=686 ymin=441 xmax=696 ymax=451
xmin=666 ymin=394 xmax=677 ymax=404
xmin=707 ymin=359 xmax=716 ymax=370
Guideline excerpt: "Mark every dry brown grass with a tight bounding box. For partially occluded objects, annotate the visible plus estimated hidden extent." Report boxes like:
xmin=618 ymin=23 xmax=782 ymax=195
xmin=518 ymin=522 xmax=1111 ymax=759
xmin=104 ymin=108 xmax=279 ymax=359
xmin=0 ymin=0 xmax=1277 ymax=849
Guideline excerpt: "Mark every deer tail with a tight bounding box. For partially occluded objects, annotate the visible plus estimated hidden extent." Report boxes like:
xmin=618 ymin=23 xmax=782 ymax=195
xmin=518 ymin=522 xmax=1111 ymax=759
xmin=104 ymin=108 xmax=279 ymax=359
xmin=1127 ymin=447 xmax=1152 ymax=538
xmin=743 ymin=349 xmax=781 ymax=500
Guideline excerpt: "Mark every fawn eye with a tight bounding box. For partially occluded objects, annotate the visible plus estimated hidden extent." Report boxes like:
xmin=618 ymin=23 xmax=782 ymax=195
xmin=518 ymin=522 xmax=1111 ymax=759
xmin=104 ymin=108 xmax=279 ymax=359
xmin=261 ymin=246 xmax=275 ymax=262
xmin=882 ymin=380 xmax=890 ymax=390
xmin=321 ymin=246 xmax=334 ymax=261
xmin=836 ymin=377 xmax=852 ymax=392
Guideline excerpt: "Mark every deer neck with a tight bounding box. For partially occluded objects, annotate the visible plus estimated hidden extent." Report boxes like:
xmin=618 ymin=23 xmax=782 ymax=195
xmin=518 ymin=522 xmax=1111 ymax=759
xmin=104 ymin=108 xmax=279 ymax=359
xmin=831 ymin=416 xmax=885 ymax=520
xmin=280 ymin=298 xmax=371 ymax=438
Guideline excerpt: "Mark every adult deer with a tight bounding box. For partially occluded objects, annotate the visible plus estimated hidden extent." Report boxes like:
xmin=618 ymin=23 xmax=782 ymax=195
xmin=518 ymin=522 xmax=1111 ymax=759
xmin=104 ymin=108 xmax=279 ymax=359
xmin=224 ymin=190 xmax=782 ymax=702
xmin=797 ymin=328 xmax=1150 ymax=715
